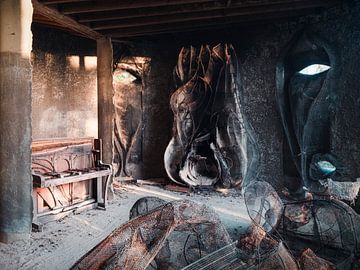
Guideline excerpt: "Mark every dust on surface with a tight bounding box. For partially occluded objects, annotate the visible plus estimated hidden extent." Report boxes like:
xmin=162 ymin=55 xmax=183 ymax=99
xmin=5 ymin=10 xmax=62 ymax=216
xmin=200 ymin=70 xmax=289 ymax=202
xmin=0 ymin=182 xmax=249 ymax=270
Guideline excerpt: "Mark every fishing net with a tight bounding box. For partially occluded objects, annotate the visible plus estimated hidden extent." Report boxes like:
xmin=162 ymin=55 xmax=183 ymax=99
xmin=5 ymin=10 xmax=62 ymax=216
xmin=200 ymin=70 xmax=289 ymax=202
xmin=72 ymin=198 xmax=232 ymax=270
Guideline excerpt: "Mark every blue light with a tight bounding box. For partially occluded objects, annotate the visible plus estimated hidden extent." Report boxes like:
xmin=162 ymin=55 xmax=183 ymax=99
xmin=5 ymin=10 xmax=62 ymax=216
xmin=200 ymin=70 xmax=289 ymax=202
xmin=317 ymin=160 xmax=336 ymax=175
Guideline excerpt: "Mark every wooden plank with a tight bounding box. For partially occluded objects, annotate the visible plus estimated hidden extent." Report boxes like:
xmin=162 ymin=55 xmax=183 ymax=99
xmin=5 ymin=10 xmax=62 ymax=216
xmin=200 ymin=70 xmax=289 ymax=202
xmin=32 ymin=137 xmax=93 ymax=152
xmin=137 ymin=178 xmax=167 ymax=186
xmin=96 ymin=177 xmax=104 ymax=206
xmin=33 ymin=169 xmax=111 ymax=188
xmin=97 ymin=37 xmax=114 ymax=165
xmin=92 ymin=0 xmax=336 ymax=30
xmin=61 ymin=0 xmax=218 ymax=14
xmin=77 ymin=2 xmax=226 ymax=22
xmin=165 ymin=184 xmax=189 ymax=193
xmin=99 ymin=8 xmax=324 ymax=38
xmin=41 ymin=0 xmax=89 ymax=4
xmin=31 ymin=21 xmax=93 ymax=39
xmin=62 ymin=0 xmax=337 ymax=15
xmin=32 ymin=0 xmax=103 ymax=40
xmin=75 ymin=0 xmax=336 ymax=23
xmin=35 ymin=200 xmax=97 ymax=224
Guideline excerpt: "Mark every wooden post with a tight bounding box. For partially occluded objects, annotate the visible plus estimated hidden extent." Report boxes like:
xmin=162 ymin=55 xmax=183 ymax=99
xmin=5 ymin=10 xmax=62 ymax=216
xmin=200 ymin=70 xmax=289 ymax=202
xmin=97 ymin=37 xmax=114 ymax=198
xmin=0 ymin=0 xmax=33 ymax=243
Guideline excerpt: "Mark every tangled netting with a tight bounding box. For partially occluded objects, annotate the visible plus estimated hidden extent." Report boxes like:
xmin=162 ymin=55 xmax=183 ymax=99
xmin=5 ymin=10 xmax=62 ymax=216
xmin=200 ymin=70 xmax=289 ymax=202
xmin=72 ymin=199 xmax=232 ymax=270
xmin=72 ymin=181 xmax=360 ymax=269
xmin=238 ymin=181 xmax=360 ymax=269
xmin=164 ymin=44 xmax=258 ymax=189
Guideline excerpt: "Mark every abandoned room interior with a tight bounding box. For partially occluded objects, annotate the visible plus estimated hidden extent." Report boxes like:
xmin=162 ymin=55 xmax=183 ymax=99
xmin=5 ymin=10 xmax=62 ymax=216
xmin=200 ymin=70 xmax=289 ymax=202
xmin=1 ymin=0 xmax=360 ymax=269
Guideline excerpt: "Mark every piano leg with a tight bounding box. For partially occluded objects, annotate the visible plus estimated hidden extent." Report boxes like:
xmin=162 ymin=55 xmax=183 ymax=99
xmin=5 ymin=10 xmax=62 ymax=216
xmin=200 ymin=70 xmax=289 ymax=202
xmin=96 ymin=177 xmax=105 ymax=209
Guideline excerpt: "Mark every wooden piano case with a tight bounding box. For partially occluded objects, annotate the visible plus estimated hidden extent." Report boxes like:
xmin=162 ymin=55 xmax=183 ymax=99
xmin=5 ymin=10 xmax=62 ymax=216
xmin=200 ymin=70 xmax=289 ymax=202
xmin=31 ymin=137 xmax=112 ymax=226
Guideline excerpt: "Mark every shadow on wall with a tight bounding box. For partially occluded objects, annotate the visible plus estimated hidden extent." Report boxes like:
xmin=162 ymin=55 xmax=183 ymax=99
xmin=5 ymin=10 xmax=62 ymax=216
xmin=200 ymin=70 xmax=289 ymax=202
xmin=113 ymin=56 xmax=150 ymax=180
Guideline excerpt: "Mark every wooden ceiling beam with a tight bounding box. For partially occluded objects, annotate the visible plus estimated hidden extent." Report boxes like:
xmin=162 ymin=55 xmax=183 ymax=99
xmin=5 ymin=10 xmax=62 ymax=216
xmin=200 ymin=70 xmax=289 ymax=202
xmin=40 ymin=0 xmax=89 ymax=4
xmin=77 ymin=0 xmax=335 ymax=23
xmin=77 ymin=2 xmax=225 ymax=23
xmin=32 ymin=17 xmax=64 ymax=28
xmin=61 ymin=0 xmax=218 ymax=14
xmin=91 ymin=0 xmax=336 ymax=31
xmin=32 ymin=21 xmax=90 ymax=39
xmin=99 ymin=9 xmax=318 ymax=38
xmin=32 ymin=0 xmax=104 ymax=40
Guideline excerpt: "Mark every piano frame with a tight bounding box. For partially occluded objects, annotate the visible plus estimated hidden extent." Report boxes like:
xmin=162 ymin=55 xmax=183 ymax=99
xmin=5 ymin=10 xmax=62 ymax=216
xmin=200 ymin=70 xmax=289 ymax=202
xmin=31 ymin=137 xmax=112 ymax=228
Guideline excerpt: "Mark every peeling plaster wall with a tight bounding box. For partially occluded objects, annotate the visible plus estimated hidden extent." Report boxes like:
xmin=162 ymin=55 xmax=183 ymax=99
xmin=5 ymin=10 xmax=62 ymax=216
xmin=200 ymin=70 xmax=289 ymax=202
xmin=120 ymin=3 xmax=359 ymax=188
xmin=31 ymin=25 xmax=98 ymax=140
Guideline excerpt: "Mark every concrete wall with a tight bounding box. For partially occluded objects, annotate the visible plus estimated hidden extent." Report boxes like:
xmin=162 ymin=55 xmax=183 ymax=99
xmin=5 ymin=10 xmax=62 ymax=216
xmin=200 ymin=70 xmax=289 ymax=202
xmin=0 ymin=0 xmax=33 ymax=243
xmin=31 ymin=25 xmax=98 ymax=140
xmin=120 ymin=2 xmax=360 ymax=189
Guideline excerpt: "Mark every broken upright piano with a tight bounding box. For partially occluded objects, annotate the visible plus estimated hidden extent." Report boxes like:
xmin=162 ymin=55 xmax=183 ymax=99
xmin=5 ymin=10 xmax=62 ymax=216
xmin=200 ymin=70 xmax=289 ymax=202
xmin=31 ymin=137 xmax=112 ymax=226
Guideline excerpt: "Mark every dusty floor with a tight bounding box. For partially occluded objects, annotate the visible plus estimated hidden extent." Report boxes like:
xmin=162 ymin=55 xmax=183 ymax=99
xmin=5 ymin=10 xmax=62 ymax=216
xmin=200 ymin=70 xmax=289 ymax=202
xmin=0 ymin=182 xmax=250 ymax=270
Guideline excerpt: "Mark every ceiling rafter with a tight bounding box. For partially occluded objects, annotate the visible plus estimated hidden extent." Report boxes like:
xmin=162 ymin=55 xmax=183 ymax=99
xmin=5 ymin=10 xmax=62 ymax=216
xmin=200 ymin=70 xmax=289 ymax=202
xmin=60 ymin=0 xmax=219 ymax=15
xmin=98 ymin=8 xmax=319 ymax=38
xmin=33 ymin=0 xmax=103 ymax=40
xmin=77 ymin=2 xmax=225 ymax=23
xmin=41 ymin=0 xmax=88 ymax=4
xmin=90 ymin=0 xmax=334 ymax=31
xmin=33 ymin=0 xmax=341 ymax=40
xmin=75 ymin=0 xmax=331 ymax=23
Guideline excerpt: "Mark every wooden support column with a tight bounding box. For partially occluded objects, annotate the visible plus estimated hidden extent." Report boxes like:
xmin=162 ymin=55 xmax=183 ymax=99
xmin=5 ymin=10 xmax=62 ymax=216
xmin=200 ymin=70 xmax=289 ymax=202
xmin=97 ymin=37 xmax=114 ymax=197
xmin=0 ymin=0 xmax=33 ymax=243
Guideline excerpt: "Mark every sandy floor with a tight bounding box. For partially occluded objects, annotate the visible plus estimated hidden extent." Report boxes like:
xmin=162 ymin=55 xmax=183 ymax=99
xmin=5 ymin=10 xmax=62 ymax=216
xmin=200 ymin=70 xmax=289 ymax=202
xmin=0 ymin=183 xmax=250 ymax=270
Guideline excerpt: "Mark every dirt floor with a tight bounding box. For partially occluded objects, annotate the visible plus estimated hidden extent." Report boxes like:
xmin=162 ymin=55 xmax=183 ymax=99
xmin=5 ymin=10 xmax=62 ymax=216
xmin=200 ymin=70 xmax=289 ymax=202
xmin=0 ymin=182 xmax=250 ymax=270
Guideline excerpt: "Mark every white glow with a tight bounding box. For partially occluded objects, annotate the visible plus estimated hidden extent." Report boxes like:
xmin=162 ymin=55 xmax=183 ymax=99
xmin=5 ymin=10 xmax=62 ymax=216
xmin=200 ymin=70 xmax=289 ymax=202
xmin=21 ymin=0 xmax=33 ymax=57
xmin=84 ymin=56 xmax=97 ymax=71
xmin=0 ymin=0 xmax=33 ymax=56
xmin=298 ymin=64 xmax=330 ymax=75
xmin=67 ymin=55 xmax=80 ymax=70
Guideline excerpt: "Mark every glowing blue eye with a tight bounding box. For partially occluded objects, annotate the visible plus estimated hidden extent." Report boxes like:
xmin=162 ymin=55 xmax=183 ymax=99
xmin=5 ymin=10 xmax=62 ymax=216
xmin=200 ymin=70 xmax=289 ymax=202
xmin=298 ymin=64 xmax=330 ymax=75
xmin=317 ymin=160 xmax=336 ymax=175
